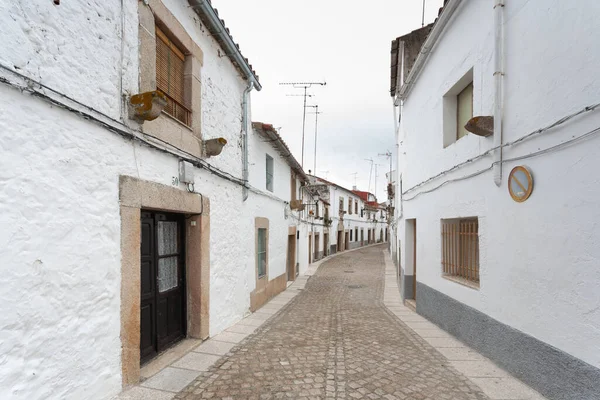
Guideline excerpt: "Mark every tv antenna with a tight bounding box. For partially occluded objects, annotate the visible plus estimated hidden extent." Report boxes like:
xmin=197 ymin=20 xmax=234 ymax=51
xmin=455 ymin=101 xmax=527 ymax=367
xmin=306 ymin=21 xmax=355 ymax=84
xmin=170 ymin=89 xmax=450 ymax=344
xmin=350 ymin=172 xmax=358 ymax=187
xmin=307 ymin=105 xmax=323 ymax=179
xmin=378 ymin=151 xmax=393 ymax=183
xmin=280 ymin=81 xmax=326 ymax=168
xmin=365 ymin=158 xmax=374 ymax=194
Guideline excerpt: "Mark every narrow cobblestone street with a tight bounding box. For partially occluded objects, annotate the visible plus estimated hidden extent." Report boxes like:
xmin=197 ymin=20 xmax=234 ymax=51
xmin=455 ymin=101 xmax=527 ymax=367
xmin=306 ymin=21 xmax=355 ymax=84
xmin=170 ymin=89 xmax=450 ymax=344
xmin=175 ymin=245 xmax=488 ymax=400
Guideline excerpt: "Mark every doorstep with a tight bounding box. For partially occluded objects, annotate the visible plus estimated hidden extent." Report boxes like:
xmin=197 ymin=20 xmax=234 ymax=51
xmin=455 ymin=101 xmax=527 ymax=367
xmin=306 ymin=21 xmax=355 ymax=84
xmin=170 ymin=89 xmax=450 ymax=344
xmin=115 ymin=275 xmax=309 ymax=400
xmin=381 ymin=251 xmax=547 ymax=400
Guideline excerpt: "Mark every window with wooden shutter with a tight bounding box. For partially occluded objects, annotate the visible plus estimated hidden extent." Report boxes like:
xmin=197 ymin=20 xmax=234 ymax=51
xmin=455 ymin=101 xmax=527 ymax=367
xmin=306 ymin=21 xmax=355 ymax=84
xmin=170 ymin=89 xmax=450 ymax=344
xmin=156 ymin=26 xmax=191 ymax=126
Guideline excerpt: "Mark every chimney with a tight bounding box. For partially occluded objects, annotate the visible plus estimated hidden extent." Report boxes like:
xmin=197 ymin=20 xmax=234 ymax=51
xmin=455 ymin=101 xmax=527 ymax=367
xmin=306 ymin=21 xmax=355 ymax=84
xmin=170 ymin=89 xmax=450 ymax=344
xmin=353 ymin=185 xmax=357 ymax=190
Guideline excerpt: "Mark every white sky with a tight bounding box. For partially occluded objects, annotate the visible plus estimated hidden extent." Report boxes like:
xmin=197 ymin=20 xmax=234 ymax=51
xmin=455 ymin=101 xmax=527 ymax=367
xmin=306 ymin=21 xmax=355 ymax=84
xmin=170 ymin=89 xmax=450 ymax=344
xmin=212 ymin=0 xmax=444 ymax=200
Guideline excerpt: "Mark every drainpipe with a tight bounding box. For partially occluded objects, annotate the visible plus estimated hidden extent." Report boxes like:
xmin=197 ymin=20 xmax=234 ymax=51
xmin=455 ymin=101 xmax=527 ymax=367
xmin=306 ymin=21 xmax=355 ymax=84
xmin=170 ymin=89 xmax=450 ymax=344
xmin=242 ymin=82 xmax=254 ymax=201
xmin=493 ymin=0 xmax=505 ymax=186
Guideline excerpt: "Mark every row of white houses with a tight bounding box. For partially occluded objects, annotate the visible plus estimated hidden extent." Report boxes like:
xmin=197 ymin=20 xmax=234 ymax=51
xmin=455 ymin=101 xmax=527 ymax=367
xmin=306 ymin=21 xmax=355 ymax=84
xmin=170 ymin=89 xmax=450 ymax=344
xmin=388 ymin=1 xmax=600 ymax=400
xmin=0 ymin=1 xmax=387 ymax=399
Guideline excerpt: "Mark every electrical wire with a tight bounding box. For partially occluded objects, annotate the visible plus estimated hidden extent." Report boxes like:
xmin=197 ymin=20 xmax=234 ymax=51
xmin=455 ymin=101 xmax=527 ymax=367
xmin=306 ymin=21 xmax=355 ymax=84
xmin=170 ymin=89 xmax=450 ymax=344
xmin=0 ymin=63 xmax=286 ymax=203
xmin=402 ymin=102 xmax=600 ymax=197
xmin=402 ymin=124 xmax=600 ymax=202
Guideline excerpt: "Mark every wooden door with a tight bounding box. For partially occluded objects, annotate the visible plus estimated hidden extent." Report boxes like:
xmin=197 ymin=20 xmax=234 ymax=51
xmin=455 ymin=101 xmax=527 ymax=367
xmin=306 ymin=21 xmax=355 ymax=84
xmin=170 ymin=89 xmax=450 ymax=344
xmin=287 ymin=234 xmax=295 ymax=281
xmin=308 ymin=235 xmax=312 ymax=264
xmin=345 ymin=232 xmax=349 ymax=250
xmin=314 ymin=234 xmax=320 ymax=260
xmin=140 ymin=211 xmax=186 ymax=364
xmin=413 ymin=220 xmax=417 ymax=300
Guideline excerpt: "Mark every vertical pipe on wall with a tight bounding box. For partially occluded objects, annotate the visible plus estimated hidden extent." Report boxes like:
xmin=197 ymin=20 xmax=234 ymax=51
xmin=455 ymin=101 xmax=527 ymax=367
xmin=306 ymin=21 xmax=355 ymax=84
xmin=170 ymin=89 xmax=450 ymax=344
xmin=242 ymin=82 xmax=254 ymax=201
xmin=493 ymin=0 xmax=505 ymax=186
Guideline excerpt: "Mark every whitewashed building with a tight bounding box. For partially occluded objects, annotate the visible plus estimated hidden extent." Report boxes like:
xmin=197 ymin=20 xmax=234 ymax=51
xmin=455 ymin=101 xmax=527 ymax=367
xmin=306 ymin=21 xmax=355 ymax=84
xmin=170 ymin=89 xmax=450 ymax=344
xmin=0 ymin=1 xmax=315 ymax=399
xmin=389 ymin=1 xmax=600 ymax=399
xmin=310 ymin=177 xmax=387 ymax=254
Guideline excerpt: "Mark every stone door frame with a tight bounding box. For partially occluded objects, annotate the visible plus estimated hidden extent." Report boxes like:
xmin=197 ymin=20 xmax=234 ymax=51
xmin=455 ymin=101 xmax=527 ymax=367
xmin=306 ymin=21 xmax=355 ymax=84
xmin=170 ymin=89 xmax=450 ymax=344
xmin=119 ymin=175 xmax=210 ymax=387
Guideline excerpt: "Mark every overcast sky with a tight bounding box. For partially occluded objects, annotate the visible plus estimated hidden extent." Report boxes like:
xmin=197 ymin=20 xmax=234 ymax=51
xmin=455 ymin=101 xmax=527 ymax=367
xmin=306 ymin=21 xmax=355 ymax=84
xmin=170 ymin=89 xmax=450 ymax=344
xmin=213 ymin=0 xmax=444 ymax=201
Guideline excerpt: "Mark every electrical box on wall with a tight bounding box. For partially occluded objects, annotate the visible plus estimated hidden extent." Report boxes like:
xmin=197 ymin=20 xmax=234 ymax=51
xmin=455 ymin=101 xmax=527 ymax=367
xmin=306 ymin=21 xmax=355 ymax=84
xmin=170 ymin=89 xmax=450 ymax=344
xmin=179 ymin=160 xmax=195 ymax=184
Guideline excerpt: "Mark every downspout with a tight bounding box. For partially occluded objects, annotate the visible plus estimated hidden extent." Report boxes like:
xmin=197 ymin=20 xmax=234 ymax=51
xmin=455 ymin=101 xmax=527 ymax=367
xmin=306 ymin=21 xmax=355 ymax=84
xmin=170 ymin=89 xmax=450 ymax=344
xmin=242 ymin=82 xmax=254 ymax=201
xmin=493 ymin=0 xmax=505 ymax=186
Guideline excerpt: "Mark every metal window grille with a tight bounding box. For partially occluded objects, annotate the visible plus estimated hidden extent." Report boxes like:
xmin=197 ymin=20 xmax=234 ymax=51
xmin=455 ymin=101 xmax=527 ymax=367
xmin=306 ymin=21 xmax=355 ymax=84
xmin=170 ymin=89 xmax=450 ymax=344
xmin=348 ymin=199 xmax=352 ymax=214
xmin=266 ymin=155 xmax=274 ymax=192
xmin=156 ymin=27 xmax=191 ymax=126
xmin=441 ymin=218 xmax=479 ymax=283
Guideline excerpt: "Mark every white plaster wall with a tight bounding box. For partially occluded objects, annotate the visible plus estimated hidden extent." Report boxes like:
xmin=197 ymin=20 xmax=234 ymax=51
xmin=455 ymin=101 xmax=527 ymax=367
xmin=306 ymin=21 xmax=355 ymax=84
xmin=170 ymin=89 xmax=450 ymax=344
xmin=0 ymin=0 xmax=138 ymax=119
xmin=247 ymin=126 xmax=294 ymax=282
xmin=398 ymin=0 xmax=600 ymax=368
xmin=0 ymin=1 xmax=281 ymax=399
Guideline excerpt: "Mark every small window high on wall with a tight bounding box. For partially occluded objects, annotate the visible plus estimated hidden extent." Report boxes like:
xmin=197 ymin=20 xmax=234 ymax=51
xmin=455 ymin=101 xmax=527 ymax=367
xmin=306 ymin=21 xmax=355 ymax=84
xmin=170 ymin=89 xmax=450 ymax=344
xmin=443 ymin=68 xmax=473 ymax=147
xmin=156 ymin=26 xmax=191 ymax=126
xmin=266 ymin=154 xmax=274 ymax=192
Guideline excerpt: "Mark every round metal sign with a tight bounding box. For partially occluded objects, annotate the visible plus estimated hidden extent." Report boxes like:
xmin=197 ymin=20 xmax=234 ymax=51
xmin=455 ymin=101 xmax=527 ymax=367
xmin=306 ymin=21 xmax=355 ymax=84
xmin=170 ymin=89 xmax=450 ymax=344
xmin=508 ymin=166 xmax=533 ymax=202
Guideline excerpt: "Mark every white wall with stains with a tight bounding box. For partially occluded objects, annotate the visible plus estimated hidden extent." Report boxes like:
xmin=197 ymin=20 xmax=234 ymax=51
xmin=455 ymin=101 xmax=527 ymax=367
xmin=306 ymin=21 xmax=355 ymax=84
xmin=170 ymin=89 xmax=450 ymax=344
xmin=0 ymin=0 xmax=303 ymax=399
xmin=396 ymin=0 xmax=600 ymax=369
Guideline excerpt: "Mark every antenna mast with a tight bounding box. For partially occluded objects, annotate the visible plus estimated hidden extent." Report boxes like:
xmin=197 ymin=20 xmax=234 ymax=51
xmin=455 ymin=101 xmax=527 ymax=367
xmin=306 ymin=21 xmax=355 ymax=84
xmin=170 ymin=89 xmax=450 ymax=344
xmin=280 ymin=81 xmax=326 ymax=168
xmin=307 ymin=105 xmax=323 ymax=178
xmin=365 ymin=158 xmax=374 ymax=194
xmin=378 ymin=151 xmax=393 ymax=184
xmin=350 ymin=172 xmax=358 ymax=187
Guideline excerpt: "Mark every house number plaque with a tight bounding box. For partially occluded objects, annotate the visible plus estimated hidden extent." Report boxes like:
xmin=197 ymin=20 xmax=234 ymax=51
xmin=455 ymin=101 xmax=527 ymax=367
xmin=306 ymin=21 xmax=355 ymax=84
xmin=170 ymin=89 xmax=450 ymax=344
xmin=508 ymin=166 xmax=533 ymax=202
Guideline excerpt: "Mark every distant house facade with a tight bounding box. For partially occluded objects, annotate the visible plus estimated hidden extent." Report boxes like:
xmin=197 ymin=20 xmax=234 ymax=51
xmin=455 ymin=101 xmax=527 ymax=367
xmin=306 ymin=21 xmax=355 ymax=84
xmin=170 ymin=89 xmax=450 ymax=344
xmin=389 ymin=1 xmax=600 ymax=400
xmin=309 ymin=177 xmax=387 ymax=255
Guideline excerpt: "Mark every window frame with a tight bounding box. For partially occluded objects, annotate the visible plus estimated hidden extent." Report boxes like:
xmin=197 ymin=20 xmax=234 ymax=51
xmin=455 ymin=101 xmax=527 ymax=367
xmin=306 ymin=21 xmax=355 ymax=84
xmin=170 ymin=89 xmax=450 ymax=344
xmin=257 ymin=227 xmax=267 ymax=279
xmin=441 ymin=217 xmax=480 ymax=289
xmin=442 ymin=68 xmax=474 ymax=148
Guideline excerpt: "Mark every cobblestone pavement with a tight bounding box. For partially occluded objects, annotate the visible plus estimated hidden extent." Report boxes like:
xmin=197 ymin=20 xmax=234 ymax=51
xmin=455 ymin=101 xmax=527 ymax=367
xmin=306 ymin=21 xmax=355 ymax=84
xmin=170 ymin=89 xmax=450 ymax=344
xmin=175 ymin=245 xmax=489 ymax=400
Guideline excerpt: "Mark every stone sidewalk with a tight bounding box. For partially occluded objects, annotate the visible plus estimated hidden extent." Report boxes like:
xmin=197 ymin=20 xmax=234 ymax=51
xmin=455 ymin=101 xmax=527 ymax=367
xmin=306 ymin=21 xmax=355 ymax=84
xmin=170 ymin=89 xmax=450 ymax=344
xmin=119 ymin=244 xmax=547 ymax=400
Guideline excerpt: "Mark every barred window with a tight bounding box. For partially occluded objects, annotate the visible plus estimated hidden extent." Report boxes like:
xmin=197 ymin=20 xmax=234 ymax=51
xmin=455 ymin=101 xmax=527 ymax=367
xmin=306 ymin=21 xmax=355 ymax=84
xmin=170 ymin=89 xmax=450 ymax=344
xmin=441 ymin=218 xmax=479 ymax=286
xmin=156 ymin=26 xmax=191 ymax=125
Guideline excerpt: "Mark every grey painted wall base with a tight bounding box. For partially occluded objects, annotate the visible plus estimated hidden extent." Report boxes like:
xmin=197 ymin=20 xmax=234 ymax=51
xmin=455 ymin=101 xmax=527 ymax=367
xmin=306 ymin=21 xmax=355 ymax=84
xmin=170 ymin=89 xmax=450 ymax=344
xmin=416 ymin=282 xmax=600 ymax=400
xmin=330 ymin=244 xmax=337 ymax=254
xmin=401 ymin=269 xmax=414 ymax=301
